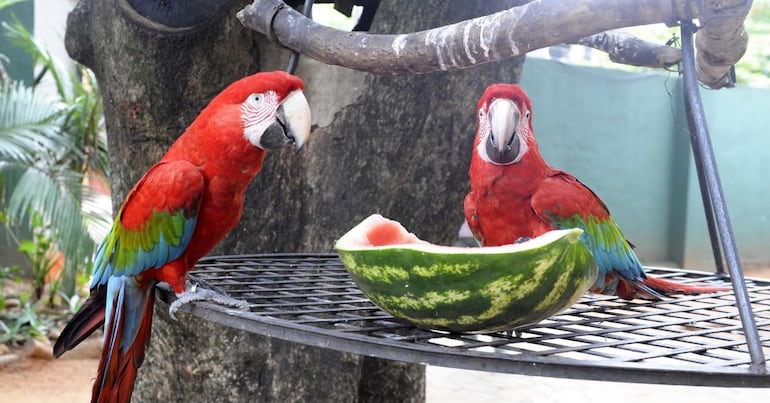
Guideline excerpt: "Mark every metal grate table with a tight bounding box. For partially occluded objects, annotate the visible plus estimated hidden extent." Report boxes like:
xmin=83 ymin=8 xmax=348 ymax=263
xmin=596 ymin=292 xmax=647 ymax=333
xmin=172 ymin=253 xmax=770 ymax=387
xmin=157 ymin=12 xmax=770 ymax=389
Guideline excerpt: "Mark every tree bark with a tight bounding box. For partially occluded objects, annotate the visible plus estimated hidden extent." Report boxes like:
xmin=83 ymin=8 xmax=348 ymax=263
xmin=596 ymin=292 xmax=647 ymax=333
xmin=65 ymin=0 xmax=525 ymax=401
xmin=239 ymin=0 xmax=669 ymax=74
xmin=240 ymin=0 xmax=751 ymax=88
xmin=220 ymin=0 xmax=526 ymax=255
xmin=65 ymin=0 xmax=260 ymax=200
xmin=695 ymin=0 xmax=751 ymax=88
xmin=573 ymin=30 xmax=681 ymax=68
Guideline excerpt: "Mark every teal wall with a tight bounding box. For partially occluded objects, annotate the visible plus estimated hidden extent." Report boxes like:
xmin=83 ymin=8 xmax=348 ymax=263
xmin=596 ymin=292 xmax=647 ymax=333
xmin=519 ymin=58 xmax=770 ymax=270
xmin=0 ymin=1 xmax=35 ymax=272
xmin=684 ymin=85 xmax=770 ymax=268
xmin=0 ymin=1 xmax=34 ymax=84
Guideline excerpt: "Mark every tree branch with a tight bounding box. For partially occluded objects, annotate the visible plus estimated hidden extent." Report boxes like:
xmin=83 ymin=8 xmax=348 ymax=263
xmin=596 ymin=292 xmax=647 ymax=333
xmin=695 ymin=0 xmax=751 ymax=89
xmin=237 ymin=0 xmax=671 ymax=75
xmin=573 ymin=30 xmax=681 ymax=68
xmin=238 ymin=0 xmax=750 ymax=87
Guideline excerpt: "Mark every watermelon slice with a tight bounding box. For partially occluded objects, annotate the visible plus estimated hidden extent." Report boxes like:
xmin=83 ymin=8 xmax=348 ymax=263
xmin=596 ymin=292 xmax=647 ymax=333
xmin=335 ymin=214 xmax=598 ymax=333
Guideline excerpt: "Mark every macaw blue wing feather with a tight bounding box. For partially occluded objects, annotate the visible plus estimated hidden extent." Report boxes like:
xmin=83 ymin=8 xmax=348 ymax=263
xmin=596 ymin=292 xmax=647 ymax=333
xmin=89 ymin=160 xmax=204 ymax=289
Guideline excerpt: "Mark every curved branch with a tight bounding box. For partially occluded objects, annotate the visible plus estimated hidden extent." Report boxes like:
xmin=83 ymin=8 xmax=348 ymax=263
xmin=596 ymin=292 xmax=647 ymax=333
xmin=573 ymin=30 xmax=681 ymax=68
xmin=238 ymin=0 xmax=750 ymax=86
xmin=695 ymin=0 xmax=751 ymax=89
xmin=237 ymin=0 xmax=670 ymax=75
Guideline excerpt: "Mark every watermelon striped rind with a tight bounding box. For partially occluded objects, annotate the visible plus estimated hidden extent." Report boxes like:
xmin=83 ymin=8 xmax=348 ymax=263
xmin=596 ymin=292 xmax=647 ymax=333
xmin=335 ymin=214 xmax=598 ymax=333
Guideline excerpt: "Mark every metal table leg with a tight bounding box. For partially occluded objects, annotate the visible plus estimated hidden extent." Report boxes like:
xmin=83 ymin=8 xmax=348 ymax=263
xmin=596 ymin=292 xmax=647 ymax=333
xmin=679 ymin=21 xmax=766 ymax=371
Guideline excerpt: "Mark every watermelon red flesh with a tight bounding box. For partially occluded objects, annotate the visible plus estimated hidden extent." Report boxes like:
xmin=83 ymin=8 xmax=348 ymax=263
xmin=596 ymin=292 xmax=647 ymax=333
xmin=363 ymin=217 xmax=425 ymax=247
xmin=335 ymin=214 xmax=598 ymax=333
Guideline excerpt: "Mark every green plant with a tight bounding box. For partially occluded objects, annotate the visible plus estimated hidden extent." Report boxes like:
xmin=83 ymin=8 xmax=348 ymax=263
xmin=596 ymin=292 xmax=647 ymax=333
xmin=0 ymin=264 xmax=21 ymax=312
xmin=0 ymin=3 xmax=109 ymax=300
xmin=0 ymin=292 xmax=50 ymax=343
xmin=0 ymin=263 xmax=20 ymax=283
xmin=58 ymin=290 xmax=84 ymax=315
xmin=17 ymin=212 xmax=57 ymax=302
xmin=0 ymin=318 xmax=20 ymax=342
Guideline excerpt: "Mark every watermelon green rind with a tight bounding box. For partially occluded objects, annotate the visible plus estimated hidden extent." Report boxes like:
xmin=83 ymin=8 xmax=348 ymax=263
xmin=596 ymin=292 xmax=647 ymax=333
xmin=335 ymin=214 xmax=598 ymax=333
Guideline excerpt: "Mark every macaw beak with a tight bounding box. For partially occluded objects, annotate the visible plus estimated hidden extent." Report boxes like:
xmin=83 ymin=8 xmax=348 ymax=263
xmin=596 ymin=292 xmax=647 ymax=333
xmin=485 ymin=98 xmax=520 ymax=165
xmin=260 ymin=90 xmax=312 ymax=150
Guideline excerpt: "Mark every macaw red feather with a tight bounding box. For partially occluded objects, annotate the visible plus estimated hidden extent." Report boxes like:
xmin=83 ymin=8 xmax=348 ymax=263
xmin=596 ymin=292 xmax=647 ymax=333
xmin=532 ymin=171 xmax=611 ymax=221
xmin=640 ymin=277 xmax=731 ymax=297
xmin=119 ymin=161 xmax=205 ymax=231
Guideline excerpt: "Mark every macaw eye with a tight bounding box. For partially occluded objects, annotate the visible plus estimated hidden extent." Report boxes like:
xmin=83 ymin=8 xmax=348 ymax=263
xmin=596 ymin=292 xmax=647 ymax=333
xmin=248 ymin=93 xmax=263 ymax=104
xmin=478 ymin=110 xmax=484 ymax=118
xmin=525 ymin=111 xmax=530 ymax=119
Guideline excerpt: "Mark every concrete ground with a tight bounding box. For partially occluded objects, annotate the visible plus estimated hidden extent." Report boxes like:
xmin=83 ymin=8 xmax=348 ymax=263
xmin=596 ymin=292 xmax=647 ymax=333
xmin=426 ymin=365 xmax=768 ymax=402
xmin=1 ymin=347 xmax=768 ymax=402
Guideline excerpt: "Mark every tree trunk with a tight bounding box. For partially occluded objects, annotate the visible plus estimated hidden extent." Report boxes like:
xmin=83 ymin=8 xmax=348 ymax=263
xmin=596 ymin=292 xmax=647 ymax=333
xmin=221 ymin=0 xmax=526 ymax=254
xmin=65 ymin=0 xmax=524 ymax=401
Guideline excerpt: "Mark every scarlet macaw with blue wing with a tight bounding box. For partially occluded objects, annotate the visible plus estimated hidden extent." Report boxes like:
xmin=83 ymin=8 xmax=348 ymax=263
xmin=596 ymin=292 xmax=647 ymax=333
xmin=53 ymin=71 xmax=312 ymax=403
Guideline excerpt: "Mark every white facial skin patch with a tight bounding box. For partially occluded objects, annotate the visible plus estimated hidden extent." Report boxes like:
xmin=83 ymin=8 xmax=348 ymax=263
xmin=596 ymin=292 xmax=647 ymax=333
xmin=242 ymin=90 xmax=280 ymax=149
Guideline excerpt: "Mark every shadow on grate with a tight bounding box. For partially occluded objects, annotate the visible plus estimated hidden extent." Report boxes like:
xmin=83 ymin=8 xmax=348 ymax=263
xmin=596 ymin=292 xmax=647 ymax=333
xmin=175 ymin=253 xmax=770 ymax=387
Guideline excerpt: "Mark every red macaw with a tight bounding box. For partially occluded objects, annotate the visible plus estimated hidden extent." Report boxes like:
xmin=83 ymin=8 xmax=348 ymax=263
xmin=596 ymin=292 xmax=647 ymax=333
xmin=52 ymin=71 xmax=312 ymax=403
xmin=464 ymin=83 xmax=729 ymax=300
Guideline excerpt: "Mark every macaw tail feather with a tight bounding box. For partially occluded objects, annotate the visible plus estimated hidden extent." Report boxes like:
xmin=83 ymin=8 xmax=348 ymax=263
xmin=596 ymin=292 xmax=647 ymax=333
xmin=641 ymin=276 xmax=731 ymax=298
xmin=93 ymin=277 xmax=156 ymax=403
xmin=614 ymin=277 xmax=665 ymax=301
xmin=53 ymin=286 xmax=107 ymax=358
xmin=614 ymin=276 xmax=731 ymax=301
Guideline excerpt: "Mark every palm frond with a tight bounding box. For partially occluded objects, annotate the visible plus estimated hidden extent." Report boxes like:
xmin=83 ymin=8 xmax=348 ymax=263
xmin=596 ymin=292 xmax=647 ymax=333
xmin=0 ymin=0 xmax=26 ymax=9
xmin=4 ymin=21 xmax=108 ymax=178
xmin=63 ymin=68 xmax=107 ymax=177
xmin=81 ymin=188 xmax=112 ymax=241
xmin=5 ymin=166 xmax=97 ymax=260
xmin=3 ymin=19 xmax=72 ymax=99
xmin=0 ymin=81 xmax=71 ymax=164
xmin=0 ymin=10 xmax=109 ymax=297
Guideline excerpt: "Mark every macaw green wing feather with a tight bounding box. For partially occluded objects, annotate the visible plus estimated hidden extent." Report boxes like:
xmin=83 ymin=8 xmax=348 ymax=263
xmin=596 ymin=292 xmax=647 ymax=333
xmin=532 ymin=171 xmax=646 ymax=286
xmin=551 ymin=215 xmax=644 ymax=283
xmin=90 ymin=161 xmax=205 ymax=288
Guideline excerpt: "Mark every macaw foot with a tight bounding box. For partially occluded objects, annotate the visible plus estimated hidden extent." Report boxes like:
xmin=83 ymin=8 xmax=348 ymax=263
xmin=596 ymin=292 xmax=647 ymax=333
xmin=168 ymin=281 xmax=250 ymax=320
xmin=504 ymin=328 xmax=523 ymax=338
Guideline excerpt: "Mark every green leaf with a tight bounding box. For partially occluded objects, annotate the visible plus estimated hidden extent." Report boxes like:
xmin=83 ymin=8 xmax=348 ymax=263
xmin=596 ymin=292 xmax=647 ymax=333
xmin=0 ymin=81 xmax=70 ymax=164
xmin=0 ymin=0 xmax=26 ymax=13
xmin=17 ymin=238 xmax=35 ymax=256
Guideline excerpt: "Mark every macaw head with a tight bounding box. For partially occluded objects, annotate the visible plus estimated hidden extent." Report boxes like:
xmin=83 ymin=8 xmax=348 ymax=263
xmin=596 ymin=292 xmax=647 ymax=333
xmin=202 ymin=70 xmax=312 ymax=151
xmin=474 ymin=84 xmax=535 ymax=165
